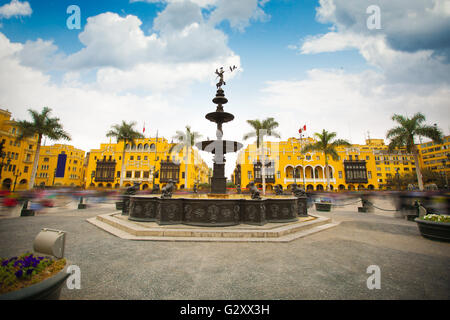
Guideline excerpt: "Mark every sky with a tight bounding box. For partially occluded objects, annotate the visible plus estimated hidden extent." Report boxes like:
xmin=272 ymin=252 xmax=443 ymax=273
xmin=0 ymin=0 xmax=449 ymax=178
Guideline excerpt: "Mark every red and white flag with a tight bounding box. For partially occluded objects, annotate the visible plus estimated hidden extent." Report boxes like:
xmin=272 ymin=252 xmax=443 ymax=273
xmin=143 ymin=122 xmax=146 ymax=133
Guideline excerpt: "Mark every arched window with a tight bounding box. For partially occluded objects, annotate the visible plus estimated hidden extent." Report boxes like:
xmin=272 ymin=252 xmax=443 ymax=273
xmin=150 ymin=143 xmax=156 ymax=151
xmin=137 ymin=144 xmax=143 ymax=151
xmin=144 ymin=144 xmax=149 ymax=150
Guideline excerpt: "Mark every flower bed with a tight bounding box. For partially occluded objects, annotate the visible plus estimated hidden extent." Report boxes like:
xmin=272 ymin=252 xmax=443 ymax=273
xmin=415 ymin=214 xmax=450 ymax=242
xmin=0 ymin=252 xmax=66 ymax=295
xmin=420 ymin=214 xmax=450 ymax=223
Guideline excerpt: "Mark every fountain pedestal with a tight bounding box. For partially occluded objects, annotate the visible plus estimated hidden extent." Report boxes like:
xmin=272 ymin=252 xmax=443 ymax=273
xmin=196 ymin=88 xmax=242 ymax=194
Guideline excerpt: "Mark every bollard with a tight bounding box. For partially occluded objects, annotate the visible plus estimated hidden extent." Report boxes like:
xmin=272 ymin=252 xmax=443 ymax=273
xmin=20 ymin=200 xmax=35 ymax=216
xmin=78 ymin=196 xmax=87 ymax=209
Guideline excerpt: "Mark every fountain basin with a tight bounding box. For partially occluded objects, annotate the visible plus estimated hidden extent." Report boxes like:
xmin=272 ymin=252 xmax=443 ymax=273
xmin=128 ymin=195 xmax=307 ymax=227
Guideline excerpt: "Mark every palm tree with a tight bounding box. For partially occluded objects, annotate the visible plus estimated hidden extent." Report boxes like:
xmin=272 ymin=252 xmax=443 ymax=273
xmin=386 ymin=113 xmax=443 ymax=191
xmin=302 ymin=129 xmax=351 ymax=191
xmin=243 ymin=118 xmax=281 ymax=195
xmin=106 ymin=121 xmax=145 ymax=187
xmin=170 ymin=126 xmax=202 ymax=190
xmin=16 ymin=107 xmax=71 ymax=189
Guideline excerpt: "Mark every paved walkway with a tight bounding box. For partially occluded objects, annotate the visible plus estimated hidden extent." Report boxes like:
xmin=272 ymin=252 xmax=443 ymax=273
xmin=0 ymin=201 xmax=448 ymax=300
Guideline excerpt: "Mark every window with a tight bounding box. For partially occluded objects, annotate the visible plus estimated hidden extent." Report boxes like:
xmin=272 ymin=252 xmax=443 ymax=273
xmin=144 ymin=156 xmax=148 ymax=160
xmin=376 ymin=167 xmax=381 ymax=171
xmin=137 ymin=156 xmax=141 ymax=160
xmin=385 ymin=167 xmax=390 ymax=171
xmin=316 ymin=156 xmax=320 ymax=161
xmin=130 ymin=156 xmax=134 ymax=160
xmin=306 ymin=155 xmax=311 ymax=160
xmin=126 ymin=171 xmax=132 ymax=178
xmin=182 ymin=172 xmax=185 ymax=179
xmin=135 ymin=171 xmax=141 ymax=178
xmin=288 ymin=156 xmax=291 ymax=160
xmin=404 ymin=168 xmax=409 ymax=171
xmin=277 ymin=171 xmax=280 ymax=179
xmin=368 ymin=171 xmax=372 ymax=179
xmin=349 ymin=155 xmax=352 ymax=160
xmin=377 ymin=173 xmax=382 ymax=177
xmin=338 ymin=171 xmax=343 ymax=179
xmin=355 ymin=155 xmax=359 ymax=160
xmin=44 ymin=157 xmax=49 ymax=162
xmin=248 ymin=171 xmax=252 ymax=180
xmin=143 ymin=171 xmax=149 ymax=178
xmin=24 ymin=166 xmax=28 ymax=173
xmin=117 ymin=171 xmax=120 ymax=178
xmin=366 ymin=156 xmax=370 ymax=160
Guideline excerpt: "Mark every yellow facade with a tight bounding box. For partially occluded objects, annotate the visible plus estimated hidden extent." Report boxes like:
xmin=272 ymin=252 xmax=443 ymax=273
xmin=86 ymin=138 xmax=210 ymax=190
xmin=233 ymin=137 xmax=417 ymax=191
xmin=417 ymin=135 xmax=450 ymax=176
xmin=34 ymin=144 xmax=86 ymax=188
xmin=0 ymin=109 xmax=38 ymax=191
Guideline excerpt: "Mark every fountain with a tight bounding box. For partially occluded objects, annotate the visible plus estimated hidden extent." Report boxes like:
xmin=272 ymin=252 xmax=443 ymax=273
xmin=126 ymin=67 xmax=307 ymax=226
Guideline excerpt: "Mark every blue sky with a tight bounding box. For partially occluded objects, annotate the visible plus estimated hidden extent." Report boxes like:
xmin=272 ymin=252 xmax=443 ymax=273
xmin=0 ymin=0 xmax=449 ymax=176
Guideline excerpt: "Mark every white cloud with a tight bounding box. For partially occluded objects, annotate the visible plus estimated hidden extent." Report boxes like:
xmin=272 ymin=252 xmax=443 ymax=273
xmin=208 ymin=0 xmax=270 ymax=31
xmin=0 ymin=0 xmax=32 ymax=19
xmin=260 ymin=69 xmax=450 ymax=145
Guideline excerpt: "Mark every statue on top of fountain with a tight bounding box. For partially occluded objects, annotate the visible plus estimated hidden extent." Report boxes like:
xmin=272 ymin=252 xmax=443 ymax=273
xmin=215 ymin=65 xmax=237 ymax=90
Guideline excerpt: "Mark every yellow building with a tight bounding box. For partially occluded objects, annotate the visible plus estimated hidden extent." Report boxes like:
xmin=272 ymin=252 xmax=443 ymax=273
xmin=233 ymin=137 xmax=416 ymax=191
xmin=0 ymin=109 xmax=38 ymax=191
xmin=34 ymin=144 xmax=86 ymax=188
xmin=417 ymin=135 xmax=450 ymax=177
xmin=86 ymin=138 xmax=210 ymax=190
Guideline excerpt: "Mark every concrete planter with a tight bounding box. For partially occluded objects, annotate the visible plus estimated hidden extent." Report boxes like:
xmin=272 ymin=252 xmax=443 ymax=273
xmin=315 ymin=202 xmax=332 ymax=212
xmin=415 ymin=218 xmax=450 ymax=242
xmin=0 ymin=262 xmax=70 ymax=300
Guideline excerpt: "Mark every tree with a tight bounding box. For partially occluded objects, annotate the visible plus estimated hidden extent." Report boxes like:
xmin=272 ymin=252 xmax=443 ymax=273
xmin=243 ymin=118 xmax=281 ymax=195
xmin=386 ymin=113 xmax=443 ymax=190
xmin=301 ymin=129 xmax=351 ymax=191
xmin=170 ymin=126 xmax=202 ymax=190
xmin=16 ymin=107 xmax=71 ymax=189
xmin=106 ymin=121 xmax=144 ymax=187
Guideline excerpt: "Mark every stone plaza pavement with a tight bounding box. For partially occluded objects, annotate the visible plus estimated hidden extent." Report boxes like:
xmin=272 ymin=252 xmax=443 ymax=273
xmin=0 ymin=200 xmax=449 ymax=300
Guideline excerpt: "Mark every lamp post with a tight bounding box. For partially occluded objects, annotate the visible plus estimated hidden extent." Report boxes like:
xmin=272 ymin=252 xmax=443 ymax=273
xmin=12 ymin=169 xmax=21 ymax=192
xmin=0 ymin=152 xmax=11 ymax=181
xmin=52 ymin=168 xmax=57 ymax=186
xmin=395 ymin=168 xmax=400 ymax=191
xmin=442 ymin=158 xmax=448 ymax=189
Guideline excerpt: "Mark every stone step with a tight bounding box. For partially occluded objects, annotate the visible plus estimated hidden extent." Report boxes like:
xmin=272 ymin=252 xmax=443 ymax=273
xmin=87 ymin=212 xmax=338 ymax=242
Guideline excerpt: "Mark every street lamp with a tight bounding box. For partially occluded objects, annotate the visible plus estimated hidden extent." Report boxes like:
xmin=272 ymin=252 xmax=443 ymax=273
xmin=12 ymin=169 xmax=21 ymax=192
xmin=395 ymin=168 xmax=400 ymax=191
xmin=0 ymin=152 xmax=11 ymax=181
xmin=52 ymin=168 xmax=57 ymax=186
xmin=442 ymin=158 xmax=448 ymax=189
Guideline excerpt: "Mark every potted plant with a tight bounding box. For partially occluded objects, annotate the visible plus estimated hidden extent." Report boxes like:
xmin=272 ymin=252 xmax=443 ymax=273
xmin=415 ymin=214 xmax=450 ymax=242
xmin=0 ymin=252 xmax=69 ymax=300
